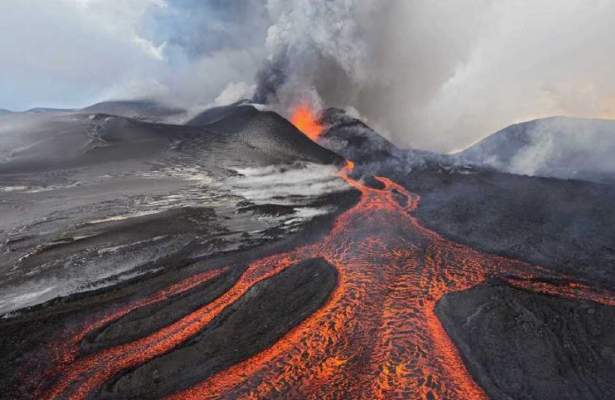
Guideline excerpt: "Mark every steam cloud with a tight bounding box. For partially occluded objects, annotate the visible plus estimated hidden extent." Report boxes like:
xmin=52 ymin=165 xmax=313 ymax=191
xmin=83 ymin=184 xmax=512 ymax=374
xmin=252 ymin=0 xmax=615 ymax=152
xmin=2 ymin=0 xmax=615 ymax=152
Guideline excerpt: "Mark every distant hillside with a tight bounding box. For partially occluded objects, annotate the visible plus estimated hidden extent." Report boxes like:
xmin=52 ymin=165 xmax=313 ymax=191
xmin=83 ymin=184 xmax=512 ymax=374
xmin=185 ymin=100 xmax=252 ymax=126
xmin=26 ymin=107 xmax=75 ymax=113
xmin=0 ymin=103 xmax=341 ymax=174
xmin=457 ymin=117 xmax=615 ymax=183
xmin=81 ymin=100 xmax=186 ymax=123
xmin=188 ymin=103 xmax=342 ymax=166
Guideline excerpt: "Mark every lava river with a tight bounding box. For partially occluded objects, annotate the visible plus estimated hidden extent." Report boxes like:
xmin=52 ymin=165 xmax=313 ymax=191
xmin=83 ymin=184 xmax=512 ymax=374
xmin=38 ymin=157 xmax=615 ymax=400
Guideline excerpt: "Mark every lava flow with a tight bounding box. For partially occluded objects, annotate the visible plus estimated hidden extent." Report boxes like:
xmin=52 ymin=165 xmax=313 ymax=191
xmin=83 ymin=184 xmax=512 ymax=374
xmin=290 ymin=103 xmax=324 ymax=141
xmin=50 ymin=267 xmax=228 ymax=368
xmin=42 ymin=127 xmax=615 ymax=399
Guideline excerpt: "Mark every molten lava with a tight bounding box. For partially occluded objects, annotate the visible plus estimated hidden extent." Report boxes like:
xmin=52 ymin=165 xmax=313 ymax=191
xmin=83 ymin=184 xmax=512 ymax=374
xmin=40 ymin=159 xmax=615 ymax=400
xmin=290 ymin=103 xmax=324 ymax=141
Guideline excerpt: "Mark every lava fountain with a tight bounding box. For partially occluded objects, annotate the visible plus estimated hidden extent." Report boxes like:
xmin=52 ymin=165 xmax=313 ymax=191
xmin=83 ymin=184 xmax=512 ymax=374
xmin=40 ymin=112 xmax=615 ymax=399
xmin=290 ymin=103 xmax=324 ymax=141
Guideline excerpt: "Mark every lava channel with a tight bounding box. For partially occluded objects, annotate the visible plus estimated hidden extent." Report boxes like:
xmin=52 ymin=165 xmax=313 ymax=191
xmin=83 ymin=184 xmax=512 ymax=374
xmin=41 ymin=160 xmax=615 ymax=400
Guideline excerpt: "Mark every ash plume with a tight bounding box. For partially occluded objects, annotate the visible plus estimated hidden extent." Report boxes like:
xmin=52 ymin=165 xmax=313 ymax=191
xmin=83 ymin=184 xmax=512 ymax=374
xmin=251 ymin=0 xmax=615 ymax=152
xmin=3 ymin=1 xmax=615 ymax=152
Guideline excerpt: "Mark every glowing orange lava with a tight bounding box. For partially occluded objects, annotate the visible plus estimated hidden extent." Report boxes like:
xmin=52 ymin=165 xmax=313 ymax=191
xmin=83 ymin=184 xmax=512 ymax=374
xmin=290 ymin=103 xmax=324 ymax=141
xmin=50 ymin=267 xmax=228 ymax=368
xmin=41 ymin=161 xmax=615 ymax=400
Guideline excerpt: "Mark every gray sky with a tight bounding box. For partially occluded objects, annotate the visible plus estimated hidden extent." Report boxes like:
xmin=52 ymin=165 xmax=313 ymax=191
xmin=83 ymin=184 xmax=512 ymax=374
xmin=2 ymin=0 xmax=615 ymax=152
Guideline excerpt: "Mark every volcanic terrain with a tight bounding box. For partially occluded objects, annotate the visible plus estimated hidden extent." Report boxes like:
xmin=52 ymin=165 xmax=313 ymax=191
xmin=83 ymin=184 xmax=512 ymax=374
xmin=1 ymin=101 xmax=615 ymax=400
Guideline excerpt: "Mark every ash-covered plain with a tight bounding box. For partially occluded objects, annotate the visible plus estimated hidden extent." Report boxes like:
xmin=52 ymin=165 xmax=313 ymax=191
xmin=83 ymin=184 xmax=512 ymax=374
xmin=2 ymin=101 xmax=615 ymax=400
xmin=0 ymin=102 xmax=347 ymax=317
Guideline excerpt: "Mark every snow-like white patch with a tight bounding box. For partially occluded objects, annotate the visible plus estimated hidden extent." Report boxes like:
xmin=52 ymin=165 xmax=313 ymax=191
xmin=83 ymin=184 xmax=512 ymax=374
xmin=228 ymin=163 xmax=347 ymax=204
xmin=283 ymin=206 xmax=332 ymax=225
xmin=88 ymin=210 xmax=160 ymax=224
xmin=225 ymin=163 xmax=348 ymax=232
xmin=0 ymin=181 xmax=82 ymax=194
xmin=4 ymin=285 xmax=55 ymax=305
xmin=0 ymin=235 xmax=180 ymax=316
xmin=244 ymin=102 xmax=274 ymax=112
xmin=141 ymin=166 xmax=214 ymax=185
xmin=0 ymin=185 xmax=28 ymax=192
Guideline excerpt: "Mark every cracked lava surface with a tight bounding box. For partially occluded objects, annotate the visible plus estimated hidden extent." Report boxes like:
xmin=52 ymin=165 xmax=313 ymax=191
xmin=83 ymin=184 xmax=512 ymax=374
xmin=41 ymin=159 xmax=615 ymax=400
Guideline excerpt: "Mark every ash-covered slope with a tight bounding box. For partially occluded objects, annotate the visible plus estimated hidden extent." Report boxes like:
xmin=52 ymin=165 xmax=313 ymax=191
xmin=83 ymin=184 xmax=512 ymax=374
xmin=0 ymin=104 xmax=350 ymax=318
xmin=185 ymin=100 xmax=251 ymax=126
xmin=457 ymin=116 xmax=615 ymax=183
xmin=0 ymin=113 xmax=189 ymax=174
xmin=80 ymin=100 xmax=186 ymax=123
xmin=188 ymin=103 xmax=343 ymax=166
xmin=27 ymin=107 xmax=76 ymax=113
xmin=0 ymin=104 xmax=341 ymax=174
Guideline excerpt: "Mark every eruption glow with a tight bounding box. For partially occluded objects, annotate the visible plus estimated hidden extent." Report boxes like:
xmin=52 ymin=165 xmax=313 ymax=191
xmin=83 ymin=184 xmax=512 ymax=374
xmin=290 ymin=103 xmax=324 ymax=141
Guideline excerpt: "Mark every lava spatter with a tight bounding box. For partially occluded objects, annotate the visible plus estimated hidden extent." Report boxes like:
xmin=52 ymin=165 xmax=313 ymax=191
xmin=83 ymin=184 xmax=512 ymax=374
xmin=290 ymin=103 xmax=324 ymax=141
xmin=43 ymin=161 xmax=615 ymax=400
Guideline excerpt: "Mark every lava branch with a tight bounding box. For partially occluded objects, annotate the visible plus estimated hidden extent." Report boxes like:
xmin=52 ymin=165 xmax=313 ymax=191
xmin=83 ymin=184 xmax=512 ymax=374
xmin=49 ymin=267 xmax=229 ymax=369
xmin=42 ymin=156 xmax=615 ymax=400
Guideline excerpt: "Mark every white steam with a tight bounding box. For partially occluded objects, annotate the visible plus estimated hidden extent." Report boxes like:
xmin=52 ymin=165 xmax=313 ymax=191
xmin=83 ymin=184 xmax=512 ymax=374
xmin=228 ymin=163 xmax=347 ymax=204
xmin=459 ymin=116 xmax=615 ymax=182
xmin=3 ymin=1 xmax=615 ymax=152
xmin=255 ymin=1 xmax=615 ymax=152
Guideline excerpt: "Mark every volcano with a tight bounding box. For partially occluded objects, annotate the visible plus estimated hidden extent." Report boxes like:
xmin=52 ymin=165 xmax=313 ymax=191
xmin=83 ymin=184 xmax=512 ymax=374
xmin=2 ymin=102 xmax=615 ymax=400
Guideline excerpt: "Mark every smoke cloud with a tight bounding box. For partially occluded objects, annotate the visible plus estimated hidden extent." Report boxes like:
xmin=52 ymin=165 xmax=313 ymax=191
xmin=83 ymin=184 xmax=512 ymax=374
xmin=3 ymin=1 xmax=615 ymax=152
xmin=253 ymin=0 xmax=615 ymax=152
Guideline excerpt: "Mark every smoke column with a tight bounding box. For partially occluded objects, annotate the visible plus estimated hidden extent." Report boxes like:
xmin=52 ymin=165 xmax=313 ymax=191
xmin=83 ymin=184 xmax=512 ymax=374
xmin=249 ymin=0 xmax=615 ymax=152
xmin=3 ymin=0 xmax=615 ymax=152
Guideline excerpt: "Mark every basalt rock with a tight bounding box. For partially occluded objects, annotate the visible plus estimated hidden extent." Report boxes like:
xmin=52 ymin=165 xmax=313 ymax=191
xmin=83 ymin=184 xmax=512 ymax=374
xmin=436 ymin=280 xmax=615 ymax=400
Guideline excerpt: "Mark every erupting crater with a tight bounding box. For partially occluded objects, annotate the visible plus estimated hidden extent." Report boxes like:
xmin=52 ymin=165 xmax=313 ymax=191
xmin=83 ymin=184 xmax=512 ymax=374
xmin=290 ymin=103 xmax=324 ymax=142
xmin=38 ymin=109 xmax=615 ymax=400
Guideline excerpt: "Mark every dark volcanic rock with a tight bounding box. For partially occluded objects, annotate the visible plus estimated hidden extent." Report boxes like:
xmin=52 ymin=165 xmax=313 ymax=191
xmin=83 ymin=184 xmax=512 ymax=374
xmin=457 ymin=116 xmax=615 ymax=184
xmin=402 ymin=168 xmax=615 ymax=288
xmin=321 ymin=107 xmax=399 ymax=163
xmin=436 ymin=280 xmax=615 ymax=400
xmin=320 ymin=107 xmax=456 ymax=177
xmin=188 ymin=103 xmax=343 ymax=166
xmin=80 ymin=265 xmax=246 ymax=355
xmin=320 ymin=109 xmax=615 ymax=288
xmin=98 ymin=258 xmax=338 ymax=399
